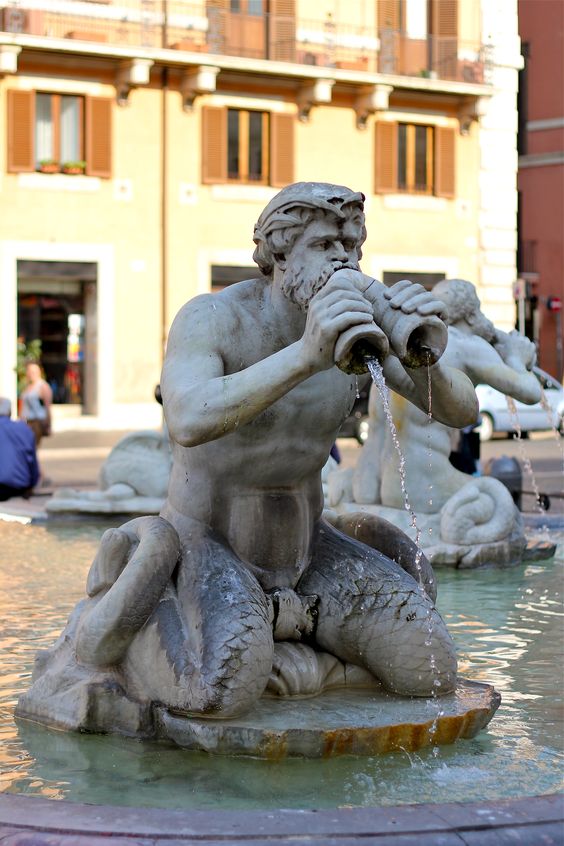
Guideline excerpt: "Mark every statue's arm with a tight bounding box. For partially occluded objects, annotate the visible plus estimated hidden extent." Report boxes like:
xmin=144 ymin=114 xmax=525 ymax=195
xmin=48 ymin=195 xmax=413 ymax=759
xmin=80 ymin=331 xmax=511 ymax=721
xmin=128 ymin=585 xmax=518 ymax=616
xmin=478 ymin=330 xmax=542 ymax=404
xmin=161 ymin=297 xmax=313 ymax=447
xmin=381 ymin=354 xmax=479 ymax=428
xmin=161 ymin=284 xmax=373 ymax=447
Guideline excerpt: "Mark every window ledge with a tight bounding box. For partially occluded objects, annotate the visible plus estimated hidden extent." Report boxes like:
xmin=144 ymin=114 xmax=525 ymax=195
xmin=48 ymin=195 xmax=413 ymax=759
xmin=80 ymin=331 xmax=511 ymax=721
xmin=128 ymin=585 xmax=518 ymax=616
xmin=382 ymin=194 xmax=448 ymax=211
xmin=17 ymin=172 xmax=101 ymax=192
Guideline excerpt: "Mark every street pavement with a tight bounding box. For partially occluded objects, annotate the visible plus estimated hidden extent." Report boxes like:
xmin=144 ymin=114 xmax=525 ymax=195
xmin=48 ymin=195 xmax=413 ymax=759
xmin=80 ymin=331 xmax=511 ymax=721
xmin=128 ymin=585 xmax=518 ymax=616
xmin=0 ymin=426 xmax=562 ymax=522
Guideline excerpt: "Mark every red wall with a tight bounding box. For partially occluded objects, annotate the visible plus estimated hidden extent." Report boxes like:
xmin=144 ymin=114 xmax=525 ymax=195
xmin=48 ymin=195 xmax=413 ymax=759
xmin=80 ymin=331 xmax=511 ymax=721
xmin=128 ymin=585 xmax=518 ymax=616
xmin=518 ymin=0 xmax=564 ymax=380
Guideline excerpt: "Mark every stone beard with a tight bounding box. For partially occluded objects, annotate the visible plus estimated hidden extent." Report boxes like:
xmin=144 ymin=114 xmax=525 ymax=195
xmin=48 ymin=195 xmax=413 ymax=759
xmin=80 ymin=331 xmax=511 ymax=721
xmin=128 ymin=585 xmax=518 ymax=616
xmin=281 ymin=257 xmax=361 ymax=310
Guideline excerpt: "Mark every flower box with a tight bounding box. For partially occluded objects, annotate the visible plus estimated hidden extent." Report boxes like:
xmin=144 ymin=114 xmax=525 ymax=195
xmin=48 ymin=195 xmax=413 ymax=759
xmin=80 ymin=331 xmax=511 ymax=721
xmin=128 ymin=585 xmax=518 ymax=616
xmin=62 ymin=162 xmax=86 ymax=175
xmin=38 ymin=161 xmax=60 ymax=174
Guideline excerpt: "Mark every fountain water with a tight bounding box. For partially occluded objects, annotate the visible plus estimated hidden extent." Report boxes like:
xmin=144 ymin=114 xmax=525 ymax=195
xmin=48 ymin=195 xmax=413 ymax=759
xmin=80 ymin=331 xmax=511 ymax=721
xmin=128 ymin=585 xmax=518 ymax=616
xmin=0 ymin=520 xmax=562 ymax=811
xmin=539 ymin=387 xmax=564 ymax=475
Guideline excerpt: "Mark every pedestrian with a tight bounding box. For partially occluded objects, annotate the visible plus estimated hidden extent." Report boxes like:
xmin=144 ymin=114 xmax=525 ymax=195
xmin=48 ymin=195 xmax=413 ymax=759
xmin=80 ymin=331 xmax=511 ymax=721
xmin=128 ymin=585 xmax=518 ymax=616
xmin=20 ymin=361 xmax=52 ymax=447
xmin=0 ymin=397 xmax=39 ymax=500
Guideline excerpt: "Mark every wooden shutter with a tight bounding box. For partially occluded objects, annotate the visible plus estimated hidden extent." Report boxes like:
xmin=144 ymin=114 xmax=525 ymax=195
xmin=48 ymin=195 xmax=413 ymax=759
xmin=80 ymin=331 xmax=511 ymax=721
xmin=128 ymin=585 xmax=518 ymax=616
xmin=270 ymin=112 xmax=294 ymax=187
xmin=7 ymin=89 xmax=35 ymax=172
xmin=201 ymin=105 xmax=227 ymax=184
xmin=268 ymin=0 xmax=295 ymax=62
xmin=206 ymin=0 xmax=228 ymax=53
xmin=431 ymin=0 xmax=458 ymax=36
xmin=374 ymin=121 xmax=397 ymax=194
xmin=377 ymin=1 xmax=400 ymax=73
xmin=430 ymin=0 xmax=458 ymax=78
xmin=85 ymin=97 xmax=112 ymax=178
xmin=434 ymin=126 xmax=455 ymax=198
xmin=377 ymin=0 xmax=400 ymax=30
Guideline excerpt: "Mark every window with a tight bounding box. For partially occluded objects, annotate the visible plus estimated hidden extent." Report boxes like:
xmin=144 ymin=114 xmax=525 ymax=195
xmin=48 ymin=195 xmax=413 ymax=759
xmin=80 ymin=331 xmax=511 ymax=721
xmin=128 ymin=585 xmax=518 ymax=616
xmin=374 ymin=121 xmax=455 ymax=198
xmin=227 ymin=109 xmax=268 ymax=183
xmin=397 ymin=123 xmax=434 ymax=194
xmin=7 ymin=90 xmax=112 ymax=177
xmin=211 ymin=264 xmax=262 ymax=293
xmin=230 ymin=0 xmax=263 ymax=13
xmin=202 ymin=106 xmax=294 ymax=187
xmin=35 ymin=93 xmax=84 ymax=170
xmin=517 ymin=42 xmax=529 ymax=155
xmin=383 ymin=271 xmax=446 ymax=290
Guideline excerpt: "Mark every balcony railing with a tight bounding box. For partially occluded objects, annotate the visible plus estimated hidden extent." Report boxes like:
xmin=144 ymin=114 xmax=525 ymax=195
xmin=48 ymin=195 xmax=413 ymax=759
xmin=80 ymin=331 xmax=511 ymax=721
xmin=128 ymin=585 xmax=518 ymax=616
xmin=0 ymin=1 xmax=491 ymax=85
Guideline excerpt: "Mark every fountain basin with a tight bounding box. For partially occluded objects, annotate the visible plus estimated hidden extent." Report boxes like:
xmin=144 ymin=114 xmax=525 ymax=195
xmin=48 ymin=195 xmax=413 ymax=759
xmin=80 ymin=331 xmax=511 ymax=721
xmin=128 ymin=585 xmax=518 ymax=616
xmin=0 ymin=792 xmax=562 ymax=845
xmin=0 ymin=519 xmax=562 ymax=812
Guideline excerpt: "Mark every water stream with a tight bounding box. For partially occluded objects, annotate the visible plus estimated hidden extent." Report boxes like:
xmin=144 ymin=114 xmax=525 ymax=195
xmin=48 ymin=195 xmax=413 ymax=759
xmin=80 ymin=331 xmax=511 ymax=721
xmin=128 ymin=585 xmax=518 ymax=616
xmin=539 ymin=386 xmax=564 ymax=476
xmin=505 ymin=396 xmax=550 ymax=531
xmin=366 ymin=359 xmax=422 ymax=554
xmin=366 ymin=358 xmax=443 ymax=744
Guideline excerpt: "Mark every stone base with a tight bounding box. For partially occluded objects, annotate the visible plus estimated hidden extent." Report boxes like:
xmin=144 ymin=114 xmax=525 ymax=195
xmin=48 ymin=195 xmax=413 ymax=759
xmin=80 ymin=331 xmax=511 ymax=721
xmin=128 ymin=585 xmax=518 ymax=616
xmin=157 ymin=678 xmax=500 ymax=758
xmin=329 ymin=502 xmax=556 ymax=567
xmin=46 ymin=492 xmax=164 ymax=516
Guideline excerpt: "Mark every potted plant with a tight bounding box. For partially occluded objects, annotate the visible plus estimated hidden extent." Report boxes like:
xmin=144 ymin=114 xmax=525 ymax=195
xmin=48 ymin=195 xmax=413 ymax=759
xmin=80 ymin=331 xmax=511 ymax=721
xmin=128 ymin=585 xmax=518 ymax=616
xmin=62 ymin=160 xmax=86 ymax=175
xmin=38 ymin=159 xmax=60 ymax=173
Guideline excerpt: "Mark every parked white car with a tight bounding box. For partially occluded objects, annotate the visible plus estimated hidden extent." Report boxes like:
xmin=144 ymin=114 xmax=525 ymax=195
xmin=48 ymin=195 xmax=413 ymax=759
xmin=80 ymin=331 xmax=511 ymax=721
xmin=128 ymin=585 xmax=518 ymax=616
xmin=475 ymin=367 xmax=564 ymax=441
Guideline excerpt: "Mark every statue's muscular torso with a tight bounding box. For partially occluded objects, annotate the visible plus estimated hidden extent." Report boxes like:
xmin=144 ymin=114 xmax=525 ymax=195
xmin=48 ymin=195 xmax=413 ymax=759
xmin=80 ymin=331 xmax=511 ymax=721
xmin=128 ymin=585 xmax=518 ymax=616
xmin=161 ymin=279 xmax=359 ymax=590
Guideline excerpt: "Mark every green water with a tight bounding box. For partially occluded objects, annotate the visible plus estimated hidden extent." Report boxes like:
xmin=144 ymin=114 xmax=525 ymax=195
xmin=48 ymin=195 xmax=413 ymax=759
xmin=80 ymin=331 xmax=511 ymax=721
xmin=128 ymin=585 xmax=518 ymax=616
xmin=0 ymin=520 xmax=563 ymax=810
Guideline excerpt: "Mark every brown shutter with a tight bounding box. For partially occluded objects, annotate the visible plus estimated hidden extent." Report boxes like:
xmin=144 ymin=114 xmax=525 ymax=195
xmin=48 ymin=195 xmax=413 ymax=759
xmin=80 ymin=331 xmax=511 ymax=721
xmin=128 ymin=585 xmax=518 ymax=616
xmin=377 ymin=0 xmax=400 ymax=30
xmin=430 ymin=0 xmax=458 ymax=78
xmin=431 ymin=0 xmax=458 ymax=36
xmin=201 ymin=105 xmax=227 ymax=184
xmin=268 ymin=0 xmax=295 ymax=62
xmin=85 ymin=97 xmax=112 ymax=178
xmin=374 ymin=121 xmax=397 ymax=194
xmin=377 ymin=1 xmax=400 ymax=73
xmin=270 ymin=112 xmax=294 ymax=187
xmin=7 ymin=89 xmax=35 ymax=172
xmin=205 ymin=0 xmax=228 ymax=53
xmin=435 ymin=126 xmax=455 ymax=198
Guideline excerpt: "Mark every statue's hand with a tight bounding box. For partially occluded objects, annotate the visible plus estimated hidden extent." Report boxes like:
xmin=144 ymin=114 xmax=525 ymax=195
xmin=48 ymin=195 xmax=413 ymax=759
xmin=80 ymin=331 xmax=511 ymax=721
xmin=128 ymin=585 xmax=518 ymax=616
xmin=493 ymin=329 xmax=537 ymax=370
xmin=384 ymin=279 xmax=448 ymax=320
xmin=301 ymin=275 xmax=374 ymax=371
xmin=267 ymin=588 xmax=319 ymax=641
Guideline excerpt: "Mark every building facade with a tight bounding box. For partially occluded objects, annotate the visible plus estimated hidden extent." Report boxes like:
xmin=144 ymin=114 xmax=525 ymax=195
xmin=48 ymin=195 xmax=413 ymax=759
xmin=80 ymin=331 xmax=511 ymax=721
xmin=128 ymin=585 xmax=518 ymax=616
xmin=0 ymin=0 xmax=522 ymax=427
xmin=517 ymin=0 xmax=564 ymax=382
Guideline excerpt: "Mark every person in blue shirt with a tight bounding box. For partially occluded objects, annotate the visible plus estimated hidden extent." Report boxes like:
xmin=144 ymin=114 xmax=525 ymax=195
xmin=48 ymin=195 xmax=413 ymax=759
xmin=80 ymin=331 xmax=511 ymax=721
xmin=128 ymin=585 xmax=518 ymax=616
xmin=0 ymin=397 xmax=39 ymax=500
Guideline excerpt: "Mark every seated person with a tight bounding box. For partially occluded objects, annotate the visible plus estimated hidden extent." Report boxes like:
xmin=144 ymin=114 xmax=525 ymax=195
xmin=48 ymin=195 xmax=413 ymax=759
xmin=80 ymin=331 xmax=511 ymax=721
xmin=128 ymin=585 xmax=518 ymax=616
xmin=0 ymin=397 xmax=39 ymax=500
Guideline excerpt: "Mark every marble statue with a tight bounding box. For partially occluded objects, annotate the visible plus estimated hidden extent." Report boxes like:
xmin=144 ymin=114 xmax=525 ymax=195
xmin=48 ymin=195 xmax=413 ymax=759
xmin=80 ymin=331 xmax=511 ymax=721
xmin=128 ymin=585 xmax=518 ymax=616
xmin=46 ymin=430 xmax=171 ymax=515
xmin=327 ymin=278 xmax=542 ymax=568
xmin=18 ymin=183 xmax=499 ymax=750
xmin=47 ymin=389 xmax=170 ymax=515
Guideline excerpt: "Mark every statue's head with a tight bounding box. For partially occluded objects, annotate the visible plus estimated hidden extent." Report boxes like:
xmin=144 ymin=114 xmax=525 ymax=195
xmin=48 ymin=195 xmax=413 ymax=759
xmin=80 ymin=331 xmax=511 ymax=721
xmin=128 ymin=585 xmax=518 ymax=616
xmin=253 ymin=182 xmax=367 ymax=308
xmin=434 ymin=279 xmax=496 ymax=342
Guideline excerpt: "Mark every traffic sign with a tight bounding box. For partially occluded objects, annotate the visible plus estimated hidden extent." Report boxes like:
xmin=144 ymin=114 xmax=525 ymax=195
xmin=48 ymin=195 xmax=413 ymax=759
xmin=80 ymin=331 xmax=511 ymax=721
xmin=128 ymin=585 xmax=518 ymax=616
xmin=547 ymin=297 xmax=562 ymax=312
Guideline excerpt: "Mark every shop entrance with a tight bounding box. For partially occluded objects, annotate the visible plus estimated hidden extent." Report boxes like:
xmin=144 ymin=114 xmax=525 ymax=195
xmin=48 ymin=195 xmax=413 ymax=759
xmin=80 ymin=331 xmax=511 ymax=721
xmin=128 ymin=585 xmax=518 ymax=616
xmin=17 ymin=261 xmax=98 ymax=413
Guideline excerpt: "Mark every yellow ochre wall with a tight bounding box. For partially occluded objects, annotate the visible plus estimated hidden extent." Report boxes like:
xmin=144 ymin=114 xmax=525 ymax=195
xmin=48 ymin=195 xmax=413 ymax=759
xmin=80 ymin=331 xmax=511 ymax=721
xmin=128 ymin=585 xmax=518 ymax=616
xmin=0 ymin=0 xmax=489 ymax=413
xmin=0 ymin=78 xmax=164 ymax=403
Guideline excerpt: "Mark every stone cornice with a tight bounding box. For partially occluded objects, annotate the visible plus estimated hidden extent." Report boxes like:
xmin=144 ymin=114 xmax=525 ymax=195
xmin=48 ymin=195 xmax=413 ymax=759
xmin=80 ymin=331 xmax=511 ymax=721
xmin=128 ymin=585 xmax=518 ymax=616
xmin=0 ymin=32 xmax=493 ymax=100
